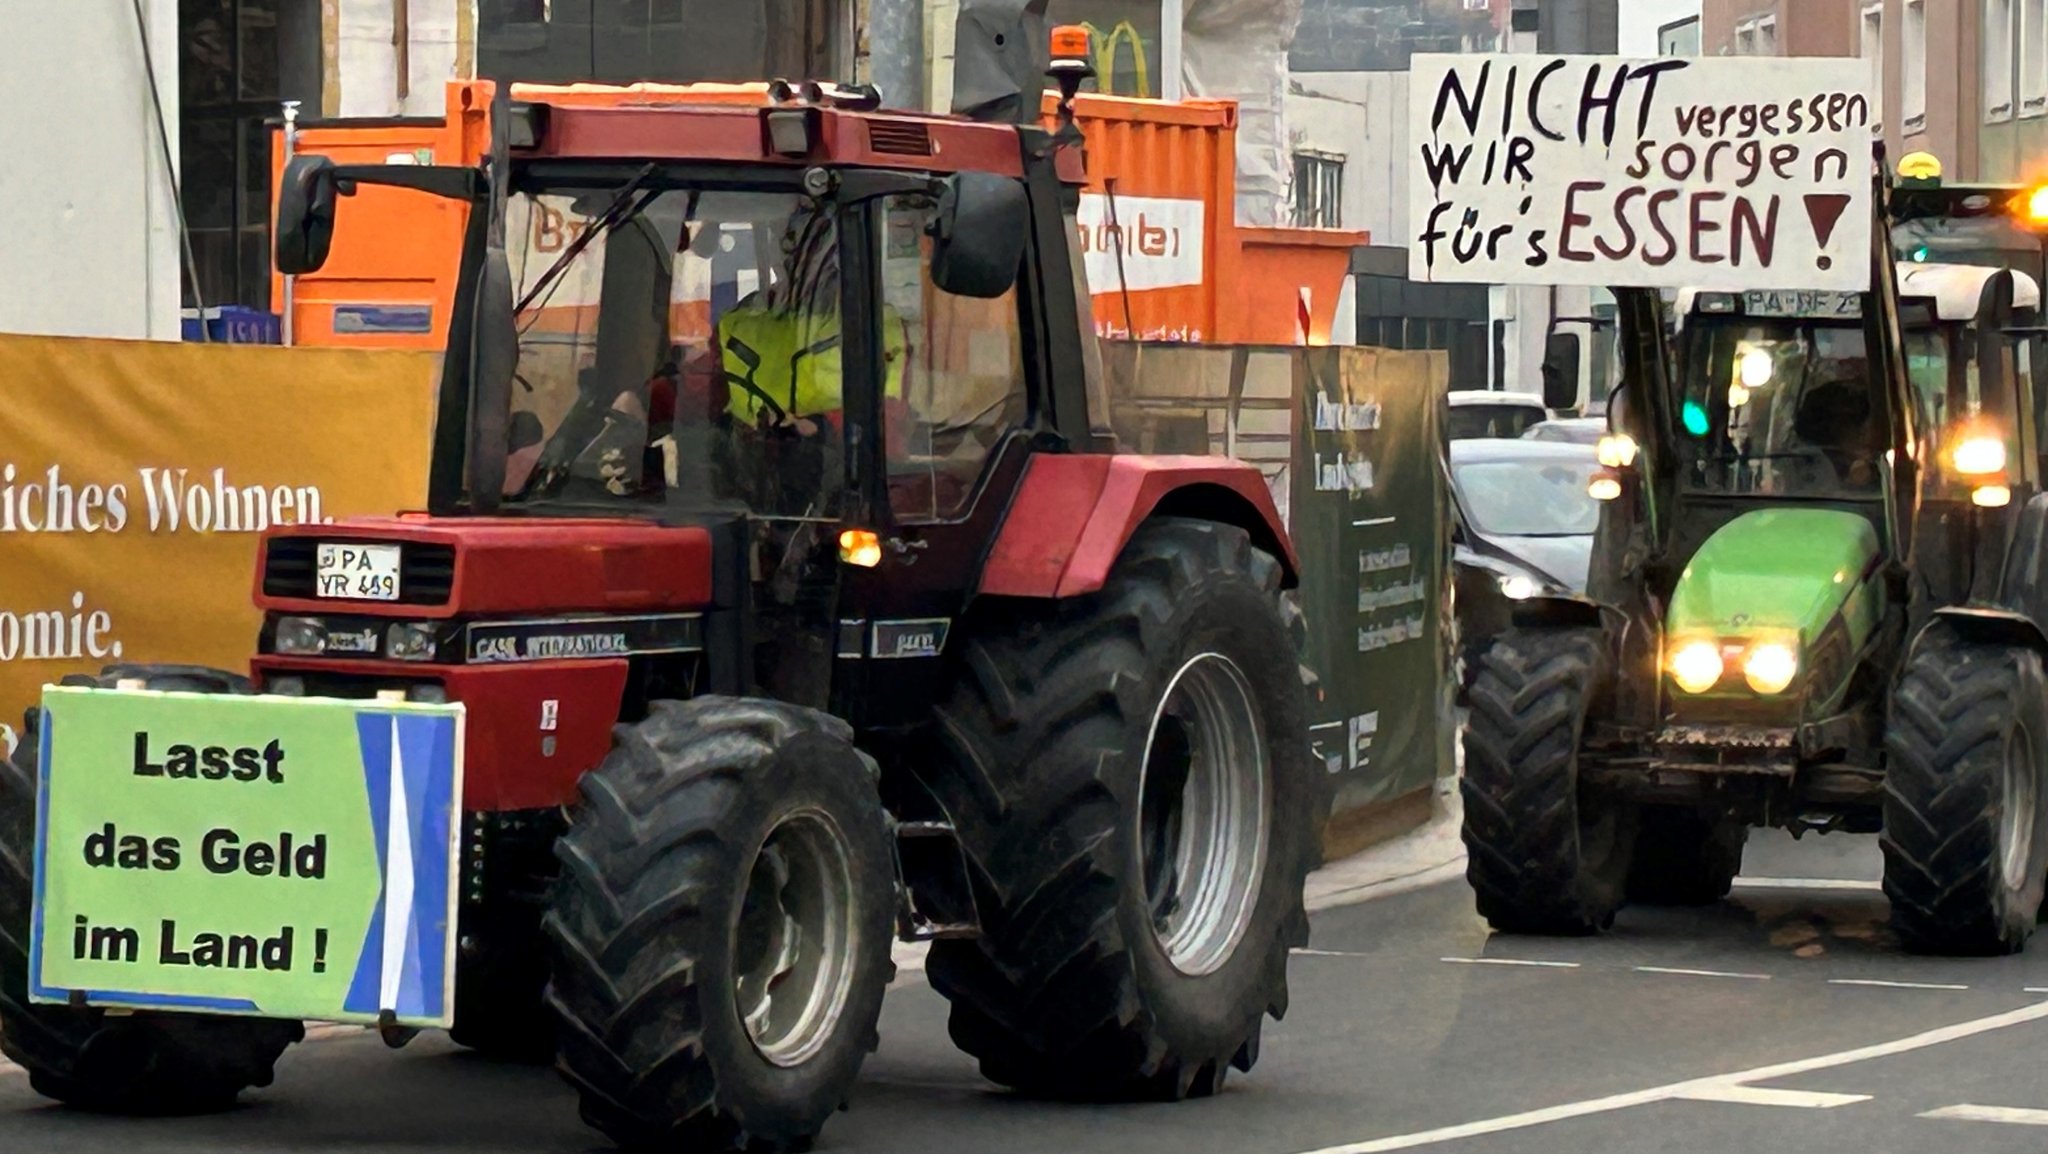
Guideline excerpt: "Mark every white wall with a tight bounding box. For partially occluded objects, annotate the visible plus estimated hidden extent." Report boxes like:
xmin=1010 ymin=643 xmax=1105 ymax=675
xmin=0 ymin=0 xmax=182 ymax=340
xmin=338 ymin=0 xmax=465 ymax=118
xmin=1619 ymin=0 xmax=1702 ymax=56
xmin=1286 ymin=71 xmax=1405 ymax=244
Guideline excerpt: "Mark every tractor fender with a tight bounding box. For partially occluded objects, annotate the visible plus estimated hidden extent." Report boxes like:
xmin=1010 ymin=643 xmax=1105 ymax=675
xmin=1919 ymin=605 xmax=2048 ymax=656
xmin=978 ymin=453 xmax=1299 ymax=599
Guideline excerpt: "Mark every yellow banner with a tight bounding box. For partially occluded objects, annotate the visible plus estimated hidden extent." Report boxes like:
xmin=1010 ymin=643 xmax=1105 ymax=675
xmin=0 ymin=335 xmax=439 ymax=756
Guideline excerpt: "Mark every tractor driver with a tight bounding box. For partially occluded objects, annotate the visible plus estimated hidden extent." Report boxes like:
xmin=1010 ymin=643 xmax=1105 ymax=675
xmin=714 ymin=205 xmax=910 ymax=441
xmin=1792 ymin=349 xmax=1884 ymax=490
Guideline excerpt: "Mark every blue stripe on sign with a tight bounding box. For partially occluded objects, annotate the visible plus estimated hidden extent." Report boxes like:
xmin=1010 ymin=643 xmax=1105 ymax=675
xmin=343 ymin=712 xmax=395 ymax=1016
xmin=395 ymin=712 xmax=456 ymax=1020
xmin=28 ymin=709 xmax=54 ymax=1002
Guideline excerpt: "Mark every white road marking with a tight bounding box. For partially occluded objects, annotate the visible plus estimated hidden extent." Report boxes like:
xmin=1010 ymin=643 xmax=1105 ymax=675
xmin=1439 ymin=957 xmax=1579 ymax=969
xmin=1828 ymin=979 xmax=1969 ymax=991
xmin=1675 ymin=1085 xmax=1871 ymax=1109
xmin=1289 ymin=998 xmax=2048 ymax=1153
xmin=1295 ymin=948 xmax=1370 ymax=957
xmin=1636 ymin=966 xmax=1770 ymax=981
xmin=1919 ymin=1104 xmax=2048 ymax=1126
xmin=1732 ymin=876 xmax=1884 ymax=892
xmin=1354 ymin=516 xmax=1398 ymax=528
xmin=2026 ymin=987 xmax=2048 ymax=994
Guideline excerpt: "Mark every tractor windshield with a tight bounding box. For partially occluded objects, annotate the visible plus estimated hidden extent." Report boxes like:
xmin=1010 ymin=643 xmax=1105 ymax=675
xmin=502 ymin=177 xmax=847 ymax=520
xmin=1674 ymin=318 xmax=1885 ymax=499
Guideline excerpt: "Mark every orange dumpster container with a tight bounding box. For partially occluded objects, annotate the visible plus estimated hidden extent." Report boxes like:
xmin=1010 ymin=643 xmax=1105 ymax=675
xmin=272 ymin=82 xmax=1364 ymax=350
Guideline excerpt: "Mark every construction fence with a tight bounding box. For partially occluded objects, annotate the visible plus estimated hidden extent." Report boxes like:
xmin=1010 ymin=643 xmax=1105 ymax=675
xmin=0 ymin=335 xmax=1450 ymax=829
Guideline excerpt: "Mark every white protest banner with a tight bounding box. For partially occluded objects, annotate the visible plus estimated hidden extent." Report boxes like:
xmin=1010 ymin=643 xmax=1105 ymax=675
xmin=1407 ymin=54 xmax=1874 ymax=292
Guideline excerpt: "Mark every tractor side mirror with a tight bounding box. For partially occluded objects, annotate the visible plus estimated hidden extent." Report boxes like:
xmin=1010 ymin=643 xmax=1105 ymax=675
xmin=275 ymin=155 xmax=342 ymax=275
xmin=1541 ymin=333 xmax=1582 ymax=412
xmin=928 ymin=172 xmax=1028 ymax=299
xmin=467 ymin=244 xmax=517 ymax=513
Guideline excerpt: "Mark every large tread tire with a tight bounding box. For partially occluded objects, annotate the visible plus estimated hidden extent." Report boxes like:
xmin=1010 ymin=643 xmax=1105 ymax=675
xmin=1882 ymin=630 xmax=2048 ymax=956
xmin=926 ymin=517 xmax=1322 ymax=1101
xmin=544 ymin=698 xmax=896 ymax=1153
xmin=1626 ymin=808 xmax=1747 ymax=907
xmin=0 ymin=665 xmax=303 ymax=1113
xmin=1461 ymin=628 xmax=1635 ymax=935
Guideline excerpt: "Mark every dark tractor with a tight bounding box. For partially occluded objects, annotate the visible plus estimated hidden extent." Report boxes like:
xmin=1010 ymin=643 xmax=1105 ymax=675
xmin=1460 ymin=158 xmax=2048 ymax=956
xmin=0 ymin=24 xmax=1324 ymax=1153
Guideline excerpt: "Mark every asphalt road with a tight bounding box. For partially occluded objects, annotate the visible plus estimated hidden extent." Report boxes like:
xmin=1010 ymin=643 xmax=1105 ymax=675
xmin=5 ymin=830 xmax=2046 ymax=1154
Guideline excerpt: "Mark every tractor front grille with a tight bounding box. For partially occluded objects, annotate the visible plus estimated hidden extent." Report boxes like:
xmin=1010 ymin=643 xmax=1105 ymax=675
xmin=263 ymin=537 xmax=457 ymax=605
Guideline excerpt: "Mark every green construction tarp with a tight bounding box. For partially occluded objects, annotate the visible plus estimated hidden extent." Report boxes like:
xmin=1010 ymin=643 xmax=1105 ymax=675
xmin=1102 ymin=341 xmax=1453 ymax=826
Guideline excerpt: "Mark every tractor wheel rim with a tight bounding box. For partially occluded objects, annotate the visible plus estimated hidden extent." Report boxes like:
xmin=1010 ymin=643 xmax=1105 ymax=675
xmin=1139 ymin=652 xmax=1272 ymax=978
xmin=1999 ymin=726 xmax=2038 ymax=890
xmin=734 ymin=807 xmax=858 ymax=1068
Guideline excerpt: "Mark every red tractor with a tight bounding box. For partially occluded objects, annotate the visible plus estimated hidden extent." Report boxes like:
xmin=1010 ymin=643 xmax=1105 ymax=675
xmin=0 ymin=24 xmax=1324 ymax=1154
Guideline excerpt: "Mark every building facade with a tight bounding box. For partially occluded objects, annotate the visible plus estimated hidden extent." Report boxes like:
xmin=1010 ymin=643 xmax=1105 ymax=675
xmin=1978 ymin=0 xmax=2048 ymax=182
xmin=1702 ymin=0 xmax=1982 ymax=180
xmin=0 ymin=1 xmax=185 ymax=340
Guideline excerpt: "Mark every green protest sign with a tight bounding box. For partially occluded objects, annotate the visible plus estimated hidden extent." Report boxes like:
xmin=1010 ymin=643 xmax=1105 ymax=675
xmin=30 ymin=687 xmax=465 ymax=1027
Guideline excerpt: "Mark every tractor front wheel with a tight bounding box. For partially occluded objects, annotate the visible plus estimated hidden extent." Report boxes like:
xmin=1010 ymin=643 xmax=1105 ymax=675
xmin=0 ymin=666 xmax=304 ymax=1113
xmin=544 ymin=698 xmax=896 ymax=1153
xmin=927 ymin=518 xmax=1321 ymax=1101
xmin=1882 ymin=630 xmax=2048 ymax=956
xmin=1461 ymin=629 xmax=1636 ymax=934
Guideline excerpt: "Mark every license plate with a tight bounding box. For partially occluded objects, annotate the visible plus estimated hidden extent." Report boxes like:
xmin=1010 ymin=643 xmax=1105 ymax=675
xmin=316 ymin=543 xmax=402 ymax=601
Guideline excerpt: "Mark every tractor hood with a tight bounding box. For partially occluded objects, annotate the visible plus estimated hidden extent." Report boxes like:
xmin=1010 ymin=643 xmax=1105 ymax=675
xmin=1666 ymin=508 xmax=1880 ymax=642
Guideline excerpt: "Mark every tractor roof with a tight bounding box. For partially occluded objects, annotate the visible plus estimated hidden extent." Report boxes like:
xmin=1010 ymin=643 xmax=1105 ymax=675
xmin=502 ymin=82 xmax=1084 ymax=182
xmin=1896 ymin=261 xmax=2042 ymax=321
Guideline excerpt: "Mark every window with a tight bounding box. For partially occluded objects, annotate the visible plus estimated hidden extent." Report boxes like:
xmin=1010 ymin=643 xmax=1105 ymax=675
xmin=1291 ymin=152 xmax=1345 ymax=230
xmin=1989 ymin=0 xmax=2017 ymax=121
xmin=878 ymin=195 xmax=1028 ymax=523
xmin=1658 ymin=16 xmax=1701 ymax=56
xmin=1862 ymin=4 xmax=1885 ymax=129
xmin=1903 ymin=0 xmax=1928 ymax=131
xmin=1757 ymin=15 xmax=1779 ymax=55
xmin=1734 ymin=19 xmax=1758 ymax=56
xmin=181 ymin=0 xmax=296 ymax=312
xmin=2024 ymin=0 xmax=2048 ymax=114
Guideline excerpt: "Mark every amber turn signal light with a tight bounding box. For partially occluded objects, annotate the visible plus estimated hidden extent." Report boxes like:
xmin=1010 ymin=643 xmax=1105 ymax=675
xmin=838 ymin=529 xmax=883 ymax=568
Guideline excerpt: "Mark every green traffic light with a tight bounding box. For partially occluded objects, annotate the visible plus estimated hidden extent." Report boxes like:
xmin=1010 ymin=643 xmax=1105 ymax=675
xmin=1683 ymin=400 xmax=1710 ymax=437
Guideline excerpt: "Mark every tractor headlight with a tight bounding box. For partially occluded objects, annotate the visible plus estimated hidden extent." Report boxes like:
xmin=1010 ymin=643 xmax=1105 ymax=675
xmin=275 ymin=616 xmax=327 ymax=655
xmin=1742 ymin=642 xmax=1799 ymax=695
xmin=1668 ymin=640 xmax=1725 ymax=694
xmin=1596 ymin=433 xmax=1638 ymax=468
xmin=1498 ymin=573 xmax=1542 ymax=601
xmin=386 ymin=622 xmax=439 ymax=662
xmin=1952 ymin=435 xmax=2007 ymax=476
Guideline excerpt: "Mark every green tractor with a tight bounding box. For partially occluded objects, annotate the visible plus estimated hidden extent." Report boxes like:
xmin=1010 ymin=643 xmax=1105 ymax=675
xmin=1461 ymin=168 xmax=2048 ymax=955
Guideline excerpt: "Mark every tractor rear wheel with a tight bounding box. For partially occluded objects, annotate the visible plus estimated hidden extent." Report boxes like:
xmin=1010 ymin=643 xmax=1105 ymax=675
xmin=1461 ymin=629 xmax=1636 ymax=934
xmin=1627 ymin=808 xmax=1747 ymax=906
xmin=0 ymin=666 xmax=304 ymax=1113
xmin=926 ymin=518 xmax=1321 ymax=1101
xmin=544 ymin=698 xmax=895 ymax=1153
xmin=1882 ymin=630 xmax=2048 ymax=956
